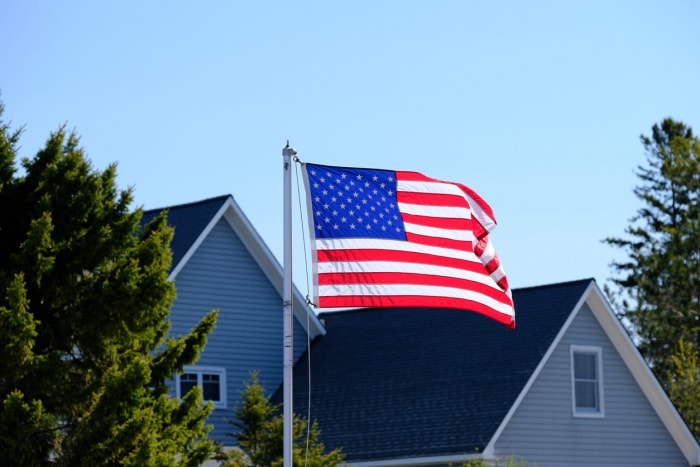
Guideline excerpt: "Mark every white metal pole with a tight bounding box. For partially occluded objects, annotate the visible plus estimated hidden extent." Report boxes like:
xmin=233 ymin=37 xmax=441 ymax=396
xmin=282 ymin=142 xmax=296 ymax=467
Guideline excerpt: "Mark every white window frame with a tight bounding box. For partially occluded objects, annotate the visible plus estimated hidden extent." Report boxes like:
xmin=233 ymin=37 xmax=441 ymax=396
xmin=176 ymin=365 xmax=227 ymax=409
xmin=570 ymin=345 xmax=604 ymax=418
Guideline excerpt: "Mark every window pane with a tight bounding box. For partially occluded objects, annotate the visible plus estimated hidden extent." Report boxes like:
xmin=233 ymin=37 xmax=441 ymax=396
xmin=202 ymin=373 xmax=220 ymax=401
xmin=575 ymin=381 xmax=599 ymax=409
xmin=574 ymin=353 xmax=597 ymax=379
xmin=180 ymin=373 xmax=198 ymax=397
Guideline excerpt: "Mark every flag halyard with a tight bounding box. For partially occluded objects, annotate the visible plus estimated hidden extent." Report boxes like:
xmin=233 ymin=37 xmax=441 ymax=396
xmin=302 ymin=163 xmax=515 ymax=328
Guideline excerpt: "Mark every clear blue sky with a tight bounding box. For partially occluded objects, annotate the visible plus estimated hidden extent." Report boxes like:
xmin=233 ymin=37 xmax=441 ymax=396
xmin=2 ymin=1 xmax=699 ymax=296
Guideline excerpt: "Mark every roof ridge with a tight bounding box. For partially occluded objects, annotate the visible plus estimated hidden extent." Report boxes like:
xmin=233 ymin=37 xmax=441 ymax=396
xmin=513 ymin=277 xmax=594 ymax=292
xmin=143 ymin=194 xmax=232 ymax=214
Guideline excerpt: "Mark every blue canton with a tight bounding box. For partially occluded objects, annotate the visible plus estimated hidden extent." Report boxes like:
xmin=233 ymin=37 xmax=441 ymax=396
xmin=306 ymin=164 xmax=406 ymax=240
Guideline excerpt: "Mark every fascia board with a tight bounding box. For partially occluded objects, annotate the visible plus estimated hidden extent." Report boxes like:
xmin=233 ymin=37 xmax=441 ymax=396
xmin=221 ymin=197 xmax=326 ymax=338
xmin=166 ymin=196 xmax=325 ymax=339
xmin=349 ymin=452 xmax=480 ymax=467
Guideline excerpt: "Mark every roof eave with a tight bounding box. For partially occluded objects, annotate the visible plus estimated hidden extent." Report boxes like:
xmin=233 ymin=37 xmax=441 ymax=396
xmin=348 ymin=452 xmax=481 ymax=467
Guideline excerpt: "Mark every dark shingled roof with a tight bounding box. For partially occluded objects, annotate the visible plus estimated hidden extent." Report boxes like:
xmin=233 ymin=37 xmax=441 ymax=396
xmin=140 ymin=195 xmax=230 ymax=270
xmin=283 ymin=278 xmax=594 ymax=463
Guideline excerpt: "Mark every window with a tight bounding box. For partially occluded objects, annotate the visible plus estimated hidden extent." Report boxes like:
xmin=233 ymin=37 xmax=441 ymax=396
xmin=176 ymin=366 xmax=227 ymax=409
xmin=570 ymin=345 xmax=604 ymax=417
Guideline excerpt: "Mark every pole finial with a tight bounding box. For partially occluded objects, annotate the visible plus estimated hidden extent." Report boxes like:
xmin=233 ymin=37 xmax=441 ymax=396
xmin=282 ymin=141 xmax=297 ymax=157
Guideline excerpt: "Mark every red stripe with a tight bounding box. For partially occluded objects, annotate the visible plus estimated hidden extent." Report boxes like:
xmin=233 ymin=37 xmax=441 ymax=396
xmin=400 ymin=213 xmax=471 ymax=230
xmin=395 ymin=171 xmax=436 ymax=182
xmin=497 ymin=276 xmax=510 ymax=291
xmin=474 ymin=237 xmax=487 ymax=256
xmin=484 ymin=257 xmax=500 ymax=274
xmin=397 ymin=191 xmax=468 ymax=208
xmin=318 ymin=294 xmax=514 ymax=326
xmin=317 ymin=248 xmax=476 ymax=270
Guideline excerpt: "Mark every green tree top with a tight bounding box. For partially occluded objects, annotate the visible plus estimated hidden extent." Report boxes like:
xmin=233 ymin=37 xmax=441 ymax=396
xmin=217 ymin=372 xmax=345 ymax=467
xmin=605 ymin=118 xmax=700 ymax=376
xmin=0 ymin=98 xmax=218 ymax=466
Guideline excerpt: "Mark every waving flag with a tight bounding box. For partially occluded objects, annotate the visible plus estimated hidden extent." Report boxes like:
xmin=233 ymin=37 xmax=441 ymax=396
xmin=302 ymin=163 xmax=515 ymax=328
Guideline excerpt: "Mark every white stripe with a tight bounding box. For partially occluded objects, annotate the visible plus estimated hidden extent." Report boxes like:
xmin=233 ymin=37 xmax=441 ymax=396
xmin=318 ymin=283 xmax=514 ymax=317
xmin=397 ymin=179 xmax=466 ymax=197
xmin=404 ymin=222 xmax=472 ymax=242
xmin=317 ymin=260 xmax=503 ymax=290
xmin=479 ymin=237 xmax=497 ymax=264
xmin=464 ymin=192 xmax=496 ymax=233
xmin=397 ymin=202 xmax=471 ymax=219
xmin=315 ymin=237 xmax=473 ymax=260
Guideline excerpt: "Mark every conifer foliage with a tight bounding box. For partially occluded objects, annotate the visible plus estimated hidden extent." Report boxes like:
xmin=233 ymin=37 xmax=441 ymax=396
xmin=605 ymin=118 xmax=700 ymax=441
xmin=0 ymin=100 xmax=218 ymax=466
xmin=217 ymin=372 xmax=345 ymax=467
xmin=605 ymin=118 xmax=700 ymax=377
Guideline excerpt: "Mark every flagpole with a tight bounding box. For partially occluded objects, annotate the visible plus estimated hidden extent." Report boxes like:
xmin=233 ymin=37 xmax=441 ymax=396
xmin=282 ymin=142 xmax=296 ymax=467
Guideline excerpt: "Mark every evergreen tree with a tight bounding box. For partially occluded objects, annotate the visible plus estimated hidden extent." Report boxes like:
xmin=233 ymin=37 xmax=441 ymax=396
xmin=0 ymin=99 xmax=218 ymax=465
xmin=604 ymin=118 xmax=700 ymax=380
xmin=217 ymin=372 xmax=345 ymax=467
xmin=666 ymin=340 xmax=700 ymax=441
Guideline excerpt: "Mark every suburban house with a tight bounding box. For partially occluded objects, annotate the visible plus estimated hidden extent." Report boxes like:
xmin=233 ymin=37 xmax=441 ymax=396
xmin=143 ymin=194 xmax=700 ymax=467
xmin=140 ymin=195 xmax=325 ymax=442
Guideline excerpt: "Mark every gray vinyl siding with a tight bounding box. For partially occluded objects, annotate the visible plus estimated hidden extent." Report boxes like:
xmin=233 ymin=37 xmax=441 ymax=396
xmin=168 ymin=218 xmax=309 ymax=443
xmin=494 ymin=303 xmax=688 ymax=467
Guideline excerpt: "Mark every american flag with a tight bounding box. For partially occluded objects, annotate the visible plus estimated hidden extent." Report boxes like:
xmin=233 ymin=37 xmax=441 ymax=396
xmin=302 ymin=163 xmax=515 ymax=328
